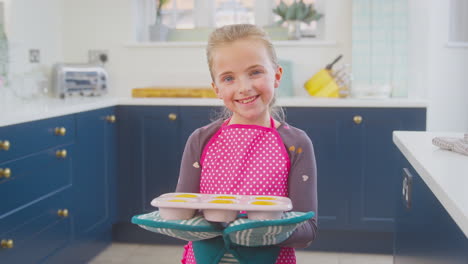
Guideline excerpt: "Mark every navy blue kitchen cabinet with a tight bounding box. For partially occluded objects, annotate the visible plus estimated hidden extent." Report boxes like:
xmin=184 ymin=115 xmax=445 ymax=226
xmin=114 ymin=105 xmax=219 ymax=243
xmin=394 ymin=156 xmax=467 ymax=264
xmin=0 ymin=107 xmax=117 ymax=263
xmin=0 ymin=115 xmax=75 ymax=263
xmin=58 ymin=107 xmax=117 ymax=263
xmin=285 ymin=107 xmax=426 ymax=252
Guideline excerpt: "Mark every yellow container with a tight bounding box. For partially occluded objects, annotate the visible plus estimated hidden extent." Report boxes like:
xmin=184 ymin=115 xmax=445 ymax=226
xmin=132 ymin=87 xmax=217 ymax=98
xmin=304 ymin=69 xmax=340 ymax=98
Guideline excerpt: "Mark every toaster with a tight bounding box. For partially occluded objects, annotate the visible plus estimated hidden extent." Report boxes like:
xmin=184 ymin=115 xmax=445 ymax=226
xmin=52 ymin=63 xmax=108 ymax=98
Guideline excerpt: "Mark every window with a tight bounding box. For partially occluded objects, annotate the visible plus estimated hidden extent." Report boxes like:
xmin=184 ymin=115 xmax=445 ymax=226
xmin=214 ymin=0 xmax=255 ymax=27
xmin=134 ymin=0 xmax=321 ymax=42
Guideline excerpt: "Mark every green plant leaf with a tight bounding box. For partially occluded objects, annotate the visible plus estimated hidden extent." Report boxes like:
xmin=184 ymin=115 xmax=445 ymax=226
xmin=297 ymin=3 xmax=309 ymax=20
xmin=278 ymin=1 xmax=288 ymax=16
xmin=272 ymin=1 xmax=288 ymax=20
xmin=285 ymin=3 xmax=297 ymax=20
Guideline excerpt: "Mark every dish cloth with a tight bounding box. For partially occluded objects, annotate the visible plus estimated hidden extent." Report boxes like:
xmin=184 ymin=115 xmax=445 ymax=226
xmin=432 ymin=133 xmax=468 ymax=156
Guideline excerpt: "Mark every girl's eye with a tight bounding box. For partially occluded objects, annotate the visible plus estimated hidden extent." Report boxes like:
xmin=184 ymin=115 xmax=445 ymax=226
xmin=250 ymin=70 xmax=263 ymax=76
xmin=223 ymin=76 xmax=234 ymax=82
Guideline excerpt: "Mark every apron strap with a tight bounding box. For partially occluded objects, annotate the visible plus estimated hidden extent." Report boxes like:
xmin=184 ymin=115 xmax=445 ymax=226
xmin=269 ymin=117 xmax=275 ymax=129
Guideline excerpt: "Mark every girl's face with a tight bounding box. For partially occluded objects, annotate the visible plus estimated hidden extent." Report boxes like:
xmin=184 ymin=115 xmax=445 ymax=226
xmin=211 ymin=38 xmax=282 ymax=126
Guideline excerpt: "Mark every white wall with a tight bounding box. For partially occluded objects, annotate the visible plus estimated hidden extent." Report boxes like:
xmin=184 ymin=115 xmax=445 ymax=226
xmin=2 ymin=0 xmax=64 ymax=98
xmin=61 ymin=0 xmax=352 ymax=97
xmin=408 ymin=0 xmax=468 ymax=132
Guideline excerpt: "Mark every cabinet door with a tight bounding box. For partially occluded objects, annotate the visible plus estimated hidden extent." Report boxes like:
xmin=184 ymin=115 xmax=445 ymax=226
xmin=74 ymin=107 xmax=116 ymax=240
xmin=286 ymin=107 xmax=426 ymax=232
xmin=286 ymin=107 xmax=350 ymax=229
xmin=179 ymin=106 xmax=221 ymax=153
xmin=0 ymin=188 xmax=72 ymax=263
xmin=120 ymin=106 xmax=181 ymax=214
xmin=117 ymin=106 xmax=220 ymax=224
xmin=394 ymin=162 xmax=468 ymax=264
xmin=349 ymin=108 xmax=426 ymax=231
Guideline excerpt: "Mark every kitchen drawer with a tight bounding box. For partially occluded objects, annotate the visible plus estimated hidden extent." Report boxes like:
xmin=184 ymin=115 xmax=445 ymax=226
xmin=0 ymin=145 xmax=73 ymax=216
xmin=0 ymin=188 xmax=72 ymax=263
xmin=0 ymin=115 xmax=75 ymax=163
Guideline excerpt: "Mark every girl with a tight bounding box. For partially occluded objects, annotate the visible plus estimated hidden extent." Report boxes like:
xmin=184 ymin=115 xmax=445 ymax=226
xmin=176 ymin=24 xmax=317 ymax=264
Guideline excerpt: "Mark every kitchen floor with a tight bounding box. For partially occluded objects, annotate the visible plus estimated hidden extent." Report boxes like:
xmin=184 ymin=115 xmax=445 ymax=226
xmin=89 ymin=243 xmax=392 ymax=264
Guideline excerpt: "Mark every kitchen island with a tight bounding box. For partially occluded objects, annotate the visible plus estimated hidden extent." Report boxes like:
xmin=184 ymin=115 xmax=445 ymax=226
xmin=393 ymin=131 xmax=467 ymax=264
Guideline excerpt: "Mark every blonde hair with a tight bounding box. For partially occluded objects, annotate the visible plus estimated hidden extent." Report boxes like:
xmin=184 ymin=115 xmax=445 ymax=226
xmin=206 ymin=24 xmax=284 ymax=122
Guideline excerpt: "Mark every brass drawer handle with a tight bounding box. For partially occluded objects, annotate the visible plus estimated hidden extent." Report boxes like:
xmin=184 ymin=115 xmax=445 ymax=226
xmin=0 ymin=140 xmax=10 ymax=151
xmin=0 ymin=168 xmax=11 ymax=179
xmin=54 ymin=127 xmax=67 ymax=136
xmin=353 ymin=115 xmax=363 ymax=124
xmin=1 ymin=239 xmax=14 ymax=249
xmin=57 ymin=209 xmax=69 ymax=218
xmin=106 ymin=115 xmax=116 ymax=123
xmin=168 ymin=113 xmax=177 ymax=121
xmin=56 ymin=149 xmax=67 ymax=159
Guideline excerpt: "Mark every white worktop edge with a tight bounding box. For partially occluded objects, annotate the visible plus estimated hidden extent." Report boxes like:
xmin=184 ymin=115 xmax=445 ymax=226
xmin=393 ymin=131 xmax=468 ymax=238
xmin=1 ymin=97 xmax=427 ymax=127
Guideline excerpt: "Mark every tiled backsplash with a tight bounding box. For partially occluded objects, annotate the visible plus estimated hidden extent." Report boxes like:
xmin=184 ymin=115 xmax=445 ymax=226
xmin=352 ymin=0 xmax=408 ymax=97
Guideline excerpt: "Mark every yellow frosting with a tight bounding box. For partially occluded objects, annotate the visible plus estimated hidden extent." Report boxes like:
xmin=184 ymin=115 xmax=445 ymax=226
xmin=209 ymin=200 xmax=235 ymax=204
xmin=214 ymin=196 xmax=236 ymax=199
xmin=168 ymin=199 xmax=188 ymax=202
xmin=251 ymin=201 xmax=276 ymax=205
xmin=174 ymin=194 xmax=198 ymax=198
xmin=255 ymin=197 xmax=277 ymax=200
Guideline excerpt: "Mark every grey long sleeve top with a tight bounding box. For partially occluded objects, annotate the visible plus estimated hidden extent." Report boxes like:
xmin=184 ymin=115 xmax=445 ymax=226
xmin=176 ymin=119 xmax=318 ymax=248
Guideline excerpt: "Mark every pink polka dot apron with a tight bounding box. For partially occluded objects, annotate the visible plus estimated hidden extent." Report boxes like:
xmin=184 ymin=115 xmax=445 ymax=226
xmin=182 ymin=118 xmax=295 ymax=264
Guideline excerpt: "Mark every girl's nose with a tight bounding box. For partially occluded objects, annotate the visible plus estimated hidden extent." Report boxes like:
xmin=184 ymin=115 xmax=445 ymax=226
xmin=238 ymin=78 xmax=252 ymax=94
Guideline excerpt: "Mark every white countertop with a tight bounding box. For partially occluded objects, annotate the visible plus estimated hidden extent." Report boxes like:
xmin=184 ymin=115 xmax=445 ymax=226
xmin=393 ymin=131 xmax=468 ymax=238
xmin=0 ymin=96 xmax=427 ymax=127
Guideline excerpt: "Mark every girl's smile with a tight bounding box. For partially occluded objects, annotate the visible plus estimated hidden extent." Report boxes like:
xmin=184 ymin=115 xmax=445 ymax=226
xmin=235 ymin=95 xmax=260 ymax=104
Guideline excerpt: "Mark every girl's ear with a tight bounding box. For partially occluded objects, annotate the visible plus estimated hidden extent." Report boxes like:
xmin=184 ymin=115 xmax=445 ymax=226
xmin=212 ymin=82 xmax=222 ymax=99
xmin=274 ymin=66 xmax=283 ymax=89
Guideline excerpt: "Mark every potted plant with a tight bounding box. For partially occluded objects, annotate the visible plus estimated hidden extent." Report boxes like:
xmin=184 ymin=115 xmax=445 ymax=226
xmin=149 ymin=0 xmax=170 ymax=41
xmin=272 ymin=0 xmax=323 ymax=40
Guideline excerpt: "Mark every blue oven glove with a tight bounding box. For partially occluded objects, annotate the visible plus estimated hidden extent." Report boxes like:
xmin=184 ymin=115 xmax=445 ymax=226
xmin=131 ymin=211 xmax=223 ymax=241
xmin=224 ymin=211 xmax=315 ymax=247
xmin=220 ymin=211 xmax=315 ymax=264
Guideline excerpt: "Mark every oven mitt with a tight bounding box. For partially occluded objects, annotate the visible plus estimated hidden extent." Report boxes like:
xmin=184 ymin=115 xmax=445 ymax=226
xmin=192 ymin=211 xmax=315 ymax=264
xmin=224 ymin=211 xmax=315 ymax=247
xmin=193 ymin=236 xmax=280 ymax=264
xmin=131 ymin=211 xmax=223 ymax=241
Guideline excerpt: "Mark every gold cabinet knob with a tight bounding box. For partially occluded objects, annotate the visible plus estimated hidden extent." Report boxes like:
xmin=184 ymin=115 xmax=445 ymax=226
xmin=57 ymin=209 xmax=69 ymax=218
xmin=0 ymin=140 xmax=10 ymax=151
xmin=353 ymin=115 xmax=363 ymax=124
xmin=54 ymin=127 xmax=67 ymax=136
xmin=56 ymin=149 xmax=67 ymax=159
xmin=106 ymin=115 xmax=116 ymax=123
xmin=1 ymin=239 xmax=14 ymax=249
xmin=168 ymin=113 xmax=177 ymax=121
xmin=0 ymin=168 xmax=11 ymax=179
